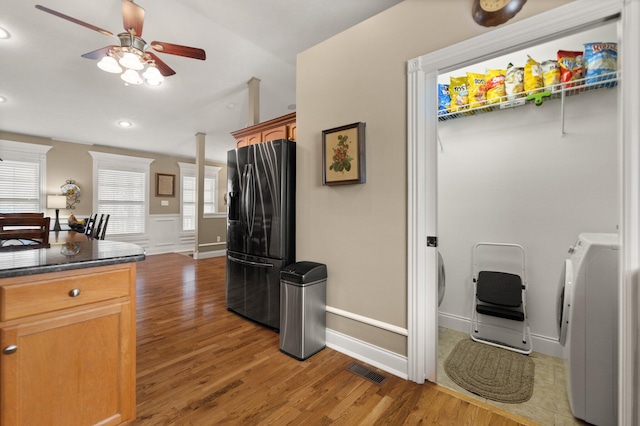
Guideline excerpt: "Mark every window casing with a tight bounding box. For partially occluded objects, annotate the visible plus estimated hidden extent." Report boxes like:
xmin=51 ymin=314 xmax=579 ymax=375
xmin=0 ymin=140 xmax=51 ymax=213
xmin=89 ymin=151 xmax=154 ymax=236
xmin=178 ymin=162 xmax=221 ymax=232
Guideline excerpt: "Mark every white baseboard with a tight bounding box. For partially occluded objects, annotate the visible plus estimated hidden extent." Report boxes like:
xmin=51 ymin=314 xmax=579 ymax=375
xmin=326 ymin=328 xmax=408 ymax=380
xmin=438 ymin=312 xmax=564 ymax=358
xmin=193 ymin=249 xmax=227 ymax=259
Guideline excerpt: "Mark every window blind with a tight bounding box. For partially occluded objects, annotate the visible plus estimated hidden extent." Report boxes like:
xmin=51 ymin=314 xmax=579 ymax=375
xmin=97 ymin=168 xmax=146 ymax=234
xmin=182 ymin=175 xmax=216 ymax=231
xmin=0 ymin=159 xmax=41 ymax=212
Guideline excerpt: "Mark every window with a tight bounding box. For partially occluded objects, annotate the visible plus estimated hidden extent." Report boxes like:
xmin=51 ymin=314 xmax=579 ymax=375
xmin=89 ymin=151 xmax=154 ymax=236
xmin=178 ymin=162 xmax=221 ymax=232
xmin=0 ymin=140 xmax=51 ymax=212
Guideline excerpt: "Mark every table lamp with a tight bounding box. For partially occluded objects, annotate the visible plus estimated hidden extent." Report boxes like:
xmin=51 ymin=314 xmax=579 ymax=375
xmin=47 ymin=195 xmax=67 ymax=232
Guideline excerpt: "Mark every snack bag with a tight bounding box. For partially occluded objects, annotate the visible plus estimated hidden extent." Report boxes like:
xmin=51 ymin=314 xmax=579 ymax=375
xmin=541 ymin=60 xmax=561 ymax=89
xmin=438 ymin=84 xmax=450 ymax=115
xmin=466 ymin=72 xmax=486 ymax=109
xmin=524 ymin=56 xmax=542 ymax=95
xmin=448 ymin=76 xmax=468 ymax=112
xmin=584 ymin=42 xmax=617 ymax=86
xmin=485 ymin=69 xmax=506 ymax=104
xmin=505 ymin=64 xmax=524 ymax=100
xmin=557 ymin=50 xmax=583 ymax=88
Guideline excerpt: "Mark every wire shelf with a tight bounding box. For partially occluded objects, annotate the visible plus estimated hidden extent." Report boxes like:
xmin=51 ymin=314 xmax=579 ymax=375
xmin=437 ymin=71 xmax=619 ymax=121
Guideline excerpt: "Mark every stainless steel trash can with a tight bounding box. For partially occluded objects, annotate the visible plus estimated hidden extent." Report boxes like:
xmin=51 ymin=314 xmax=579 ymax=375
xmin=280 ymin=262 xmax=327 ymax=360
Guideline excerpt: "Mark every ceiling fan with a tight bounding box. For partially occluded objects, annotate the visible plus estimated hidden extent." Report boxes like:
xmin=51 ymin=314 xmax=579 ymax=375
xmin=35 ymin=0 xmax=206 ymax=85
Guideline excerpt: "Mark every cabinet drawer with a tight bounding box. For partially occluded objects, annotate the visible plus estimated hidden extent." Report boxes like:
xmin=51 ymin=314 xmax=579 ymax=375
xmin=1 ymin=269 xmax=131 ymax=321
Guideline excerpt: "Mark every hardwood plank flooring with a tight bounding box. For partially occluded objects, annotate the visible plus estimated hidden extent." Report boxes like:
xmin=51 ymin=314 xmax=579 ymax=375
xmin=133 ymin=253 xmax=539 ymax=425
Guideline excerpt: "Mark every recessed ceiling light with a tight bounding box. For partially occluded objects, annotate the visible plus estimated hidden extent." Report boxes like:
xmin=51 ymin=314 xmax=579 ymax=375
xmin=118 ymin=120 xmax=133 ymax=128
xmin=287 ymin=104 xmax=296 ymax=110
xmin=226 ymin=103 xmax=235 ymax=109
xmin=0 ymin=96 xmax=6 ymax=103
xmin=0 ymin=27 xmax=10 ymax=39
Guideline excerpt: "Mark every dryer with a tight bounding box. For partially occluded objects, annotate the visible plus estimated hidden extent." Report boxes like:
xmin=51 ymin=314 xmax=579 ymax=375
xmin=557 ymin=233 xmax=619 ymax=426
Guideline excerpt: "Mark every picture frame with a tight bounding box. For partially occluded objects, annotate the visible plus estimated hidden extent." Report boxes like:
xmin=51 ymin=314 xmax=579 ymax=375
xmin=156 ymin=173 xmax=175 ymax=197
xmin=322 ymin=122 xmax=366 ymax=186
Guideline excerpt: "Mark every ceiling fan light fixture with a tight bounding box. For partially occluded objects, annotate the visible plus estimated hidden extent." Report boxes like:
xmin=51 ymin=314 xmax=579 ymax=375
xmin=142 ymin=65 xmax=164 ymax=85
xmin=119 ymin=51 xmax=144 ymax=70
xmin=97 ymin=55 xmax=123 ymax=74
xmin=121 ymin=69 xmax=143 ymax=85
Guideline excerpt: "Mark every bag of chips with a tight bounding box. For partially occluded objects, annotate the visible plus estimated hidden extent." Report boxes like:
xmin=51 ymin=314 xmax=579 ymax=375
xmin=505 ymin=64 xmax=524 ymax=100
xmin=584 ymin=42 xmax=617 ymax=86
xmin=524 ymin=56 xmax=543 ymax=95
xmin=448 ymin=76 xmax=468 ymax=112
xmin=485 ymin=69 xmax=506 ymax=104
xmin=467 ymin=72 xmax=486 ymax=109
xmin=438 ymin=84 xmax=450 ymax=115
xmin=557 ymin=50 xmax=583 ymax=88
xmin=541 ymin=60 xmax=561 ymax=89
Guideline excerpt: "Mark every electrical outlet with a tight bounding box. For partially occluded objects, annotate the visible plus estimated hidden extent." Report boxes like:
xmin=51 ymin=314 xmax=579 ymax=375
xmin=161 ymin=200 xmax=169 ymax=206
xmin=217 ymin=236 xmax=221 ymax=242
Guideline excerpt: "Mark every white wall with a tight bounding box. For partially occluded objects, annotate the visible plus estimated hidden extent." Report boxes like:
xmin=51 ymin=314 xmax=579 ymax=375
xmin=437 ymin=86 xmax=618 ymax=355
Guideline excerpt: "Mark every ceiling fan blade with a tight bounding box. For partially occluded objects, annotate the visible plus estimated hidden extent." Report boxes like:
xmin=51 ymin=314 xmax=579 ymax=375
xmin=147 ymin=52 xmax=176 ymax=77
xmin=35 ymin=5 xmax=116 ymax=39
xmin=122 ymin=0 xmax=145 ymax=36
xmin=150 ymin=42 xmax=206 ymax=60
xmin=81 ymin=46 xmax=118 ymax=60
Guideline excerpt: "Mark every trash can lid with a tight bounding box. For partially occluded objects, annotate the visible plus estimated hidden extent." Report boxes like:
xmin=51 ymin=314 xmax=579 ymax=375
xmin=281 ymin=261 xmax=327 ymax=284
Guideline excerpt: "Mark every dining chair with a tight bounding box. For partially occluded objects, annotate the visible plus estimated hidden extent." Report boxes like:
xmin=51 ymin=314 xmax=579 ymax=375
xmin=0 ymin=216 xmax=51 ymax=248
xmin=84 ymin=213 xmax=97 ymax=236
xmin=92 ymin=214 xmax=110 ymax=240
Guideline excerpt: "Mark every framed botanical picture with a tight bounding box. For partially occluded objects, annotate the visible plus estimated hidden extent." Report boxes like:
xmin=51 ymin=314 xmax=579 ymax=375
xmin=322 ymin=122 xmax=366 ymax=186
xmin=156 ymin=173 xmax=175 ymax=197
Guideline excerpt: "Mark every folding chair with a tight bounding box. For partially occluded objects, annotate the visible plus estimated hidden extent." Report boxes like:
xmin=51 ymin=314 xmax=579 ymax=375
xmin=470 ymin=242 xmax=532 ymax=354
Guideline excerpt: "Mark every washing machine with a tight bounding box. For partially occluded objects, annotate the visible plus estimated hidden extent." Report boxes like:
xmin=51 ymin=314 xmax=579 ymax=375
xmin=557 ymin=233 xmax=619 ymax=426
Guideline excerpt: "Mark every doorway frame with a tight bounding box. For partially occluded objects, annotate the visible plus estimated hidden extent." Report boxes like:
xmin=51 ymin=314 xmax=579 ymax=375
xmin=406 ymin=0 xmax=639 ymax=423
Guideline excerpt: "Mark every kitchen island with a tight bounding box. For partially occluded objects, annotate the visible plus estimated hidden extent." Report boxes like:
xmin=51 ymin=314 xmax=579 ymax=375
xmin=0 ymin=239 xmax=145 ymax=425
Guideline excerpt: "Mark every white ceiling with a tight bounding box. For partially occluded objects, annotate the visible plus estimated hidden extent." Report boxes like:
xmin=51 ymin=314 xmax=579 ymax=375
xmin=0 ymin=0 xmax=402 ymax=163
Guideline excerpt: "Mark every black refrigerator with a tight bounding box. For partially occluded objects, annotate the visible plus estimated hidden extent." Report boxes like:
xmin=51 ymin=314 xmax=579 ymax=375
xmin=226 ymin=139 xmax=296 ymax=330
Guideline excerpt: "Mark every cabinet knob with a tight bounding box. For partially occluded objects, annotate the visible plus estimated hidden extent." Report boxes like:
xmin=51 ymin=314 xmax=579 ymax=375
xmin=3 ymin=345 xmax=17 ymax=355
xmin=69 ymin=288 xmax=81 ymax=297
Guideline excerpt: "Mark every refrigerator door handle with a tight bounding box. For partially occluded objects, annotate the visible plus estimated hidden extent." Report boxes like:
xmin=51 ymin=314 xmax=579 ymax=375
xmin=242 ymin=165 xmax=256 ymax=236
xmin=228 ymin=255 xmax=274 ymax=268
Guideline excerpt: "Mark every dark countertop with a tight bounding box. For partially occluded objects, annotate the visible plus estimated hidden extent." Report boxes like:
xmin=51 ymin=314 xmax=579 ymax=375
xmin=0 ymin=240 xmax=146 ymax=279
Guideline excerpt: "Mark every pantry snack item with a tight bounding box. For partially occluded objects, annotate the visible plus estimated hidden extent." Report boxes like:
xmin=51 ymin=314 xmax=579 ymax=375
xmin=485 ymin=69 xmax=506 ymax=104
xmin=541 ymin=60 xmax=561 ymax=89
xmin=557 ymin=50 xmax=583 ymax=88
xmin=467 ymin=72 xmax=487 ymax=109
xmin=505 ymin=63 xmax=524 ymax=100
xmin=524 ymin=56 xmax=542 ymax=95
xmin=438 ymin=84 xmax=450 ymax=115
xmin=449 ymin=76 xmax=469 ymax=112
xmin=584 ymin=42 xmax=617 ymax=86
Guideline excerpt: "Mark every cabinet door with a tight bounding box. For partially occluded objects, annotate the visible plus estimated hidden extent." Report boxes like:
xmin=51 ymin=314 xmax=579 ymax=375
xmin=1 ymin=303 xmax=135 ymax=426
xmin=247 ymin=132 xmax=262 ymax=145
xmin=262 ymin=125 xmax=287 ymax=143
xmin=287 ymin=122 xmax=297 ymax=141
xmin=236 ymin=136 xmax=248 ymax=148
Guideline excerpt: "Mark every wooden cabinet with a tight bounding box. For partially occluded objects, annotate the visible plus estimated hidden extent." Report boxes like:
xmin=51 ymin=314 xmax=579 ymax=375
xmin=231 ymin=112 xmax=296 ymax=147
xmin=0 ymin=264 xmax=137 ymax=425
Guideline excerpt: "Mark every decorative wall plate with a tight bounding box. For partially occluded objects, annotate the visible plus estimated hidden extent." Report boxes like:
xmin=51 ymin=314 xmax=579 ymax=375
xmin=61 ymin=179 xmax=81 ymax=209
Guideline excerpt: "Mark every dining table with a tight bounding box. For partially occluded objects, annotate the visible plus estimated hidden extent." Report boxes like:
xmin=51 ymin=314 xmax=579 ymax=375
xmin=49 ymin=229 xmax=92 ymax=244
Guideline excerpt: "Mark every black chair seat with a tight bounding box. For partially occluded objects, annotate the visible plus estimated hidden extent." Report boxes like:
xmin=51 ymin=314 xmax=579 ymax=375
xmin=476 ymin=303 xmax=525 ymax=321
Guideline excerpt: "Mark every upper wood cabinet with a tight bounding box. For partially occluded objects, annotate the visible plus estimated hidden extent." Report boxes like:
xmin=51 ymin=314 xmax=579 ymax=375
xmin=231 ymin=112 xmax=296 ymax=147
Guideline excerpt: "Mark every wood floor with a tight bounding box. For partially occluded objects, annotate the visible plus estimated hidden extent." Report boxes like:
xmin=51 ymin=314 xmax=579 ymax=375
xmin=133 ymin=253 xmax=539 ymax=425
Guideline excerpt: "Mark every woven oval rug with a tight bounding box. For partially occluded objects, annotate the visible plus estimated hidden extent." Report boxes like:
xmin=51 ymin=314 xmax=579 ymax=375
xmin=444 ymin=339 xmax=535 ymax=403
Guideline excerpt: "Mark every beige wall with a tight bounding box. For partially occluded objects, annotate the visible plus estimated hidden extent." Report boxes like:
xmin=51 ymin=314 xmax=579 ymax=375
xmin=296 ymin=0 xmax=573 ymax=355
xmin=0 ymin=130 xmax=226 ymax=245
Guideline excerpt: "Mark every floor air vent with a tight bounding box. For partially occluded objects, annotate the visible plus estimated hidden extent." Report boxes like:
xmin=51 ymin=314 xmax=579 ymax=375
xmin=346 ymin=362 xmax=388 ymax=385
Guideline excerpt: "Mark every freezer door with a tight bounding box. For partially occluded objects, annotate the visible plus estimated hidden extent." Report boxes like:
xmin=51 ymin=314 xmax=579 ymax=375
xmin=226 ymin=252 xmax=285 ymax=330
xmin=226 ymin=140 xmax=295 ymax=261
